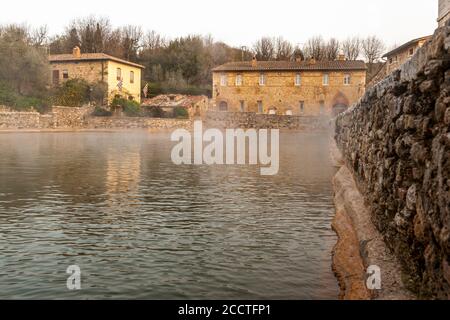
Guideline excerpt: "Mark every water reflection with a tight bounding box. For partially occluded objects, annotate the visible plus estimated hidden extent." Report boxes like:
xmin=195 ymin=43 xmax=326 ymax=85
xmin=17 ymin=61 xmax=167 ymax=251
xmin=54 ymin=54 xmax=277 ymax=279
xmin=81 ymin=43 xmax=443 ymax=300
xmin=0 ymin=131 xmax=338 ymax=299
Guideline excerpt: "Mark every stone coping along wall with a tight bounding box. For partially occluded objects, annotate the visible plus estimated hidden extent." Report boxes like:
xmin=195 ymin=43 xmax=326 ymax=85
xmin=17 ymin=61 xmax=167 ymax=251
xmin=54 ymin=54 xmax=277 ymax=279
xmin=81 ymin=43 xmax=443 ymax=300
xmin=335 ymin=26 xmax=450 ymax=298
xmin=204 ymin=111 xmax=330 ymax=131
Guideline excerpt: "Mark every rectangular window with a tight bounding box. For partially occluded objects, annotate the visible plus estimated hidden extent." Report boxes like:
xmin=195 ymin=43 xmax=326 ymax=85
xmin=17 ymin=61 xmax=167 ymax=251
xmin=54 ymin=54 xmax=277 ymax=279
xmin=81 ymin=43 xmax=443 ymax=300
xmin=344 ymin=74 xmax=351 ymax=85
xmin=257 ymin=100 xmax=263 ymax=113
xmin=236 ymin=74 xmax=242 ymax=86
xmin=130 ymin=71 xmax=135 ymax=84
xmin=52 ymin=70 xmax=59 ymax=85
xmin=323 ymin=73 xmax=329 ymax=86
xmin=259 ymin=73 xmax=266 ymax=86
xmin=389 ymin=58 xmax=393 ymax=64
xmin=240 ymin=100 xmax=245 ymax=112
xmin=295 ymin=73 xmax=301 ymax=86
xmin=409 ymin=48 xmax=414 ymax=56
xmin=319 ymin=101 xmax=325 ymax=114
xmin=62 ymin=70 xmax=69 ymax=79
xmin=117 ymin=68 xmax=122 ymax=80
xmin=220 ymin=74 xmax=227 ymax=86
xmin=299 ymin=101 xmax=305 ymax=114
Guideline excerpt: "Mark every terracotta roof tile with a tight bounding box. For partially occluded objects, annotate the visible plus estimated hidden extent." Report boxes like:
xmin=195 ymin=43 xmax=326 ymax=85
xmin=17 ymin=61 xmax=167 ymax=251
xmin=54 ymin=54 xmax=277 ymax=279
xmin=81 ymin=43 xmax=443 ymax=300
xmin=48 ymin=53 xmax=145 ymax=69
xmin=212 ymin=60 xmax=367 ymax=72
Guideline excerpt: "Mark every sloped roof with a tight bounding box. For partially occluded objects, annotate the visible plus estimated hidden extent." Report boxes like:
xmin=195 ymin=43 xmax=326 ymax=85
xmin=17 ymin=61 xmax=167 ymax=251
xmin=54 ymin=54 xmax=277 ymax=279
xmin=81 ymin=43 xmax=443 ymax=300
xmin=212 ymin=60 xmax=367 ymax=72
xmin=48 ymin=53 xmax=145 ymax=69
xmin=382 ymin=36 xmax=432 ymax=58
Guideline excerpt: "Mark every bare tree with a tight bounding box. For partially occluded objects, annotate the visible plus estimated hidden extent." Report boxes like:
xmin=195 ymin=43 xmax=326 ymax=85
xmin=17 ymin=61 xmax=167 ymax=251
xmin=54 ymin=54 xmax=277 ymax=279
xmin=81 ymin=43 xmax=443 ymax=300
xmin=121 ymin=25 xmax=143 ymax=61
xmin=362 ymin=36 xmax=385 ymax=64
xmin=143 ymin=30 xmax=165 ymax=51
xmin=303 ymin=36 xmax=326 ymax=61
xmin=342 ymin=37 xmax=361 ymax=60
xmin=324 ymin=38 xmax=340 ymax=61
xmin=30 ymin=25 xmax=48 ymax=47
xmin=253 ymin=37 xmax=275 ymax=60
xmin=275 ymin=37 xmax=294 ymax=61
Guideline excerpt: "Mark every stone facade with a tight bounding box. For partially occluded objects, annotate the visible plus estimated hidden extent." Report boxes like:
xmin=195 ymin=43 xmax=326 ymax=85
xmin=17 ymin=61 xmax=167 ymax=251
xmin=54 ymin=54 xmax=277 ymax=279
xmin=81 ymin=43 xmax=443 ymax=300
xmin=49 ymin=47 xmax=144 ymax=103
xmin=204 ymin=111 xmax=329 ymax=131
xmin=0 ymin=106 xmax=192 ymax=131
xmin=0 ymin=111 xmax=41 ymax=129
xmin=335 ymin=26 xmax=450 ymax=298
xmin=0 ymin=106 xmax=92 ymax=129
xmin=212 ymin=59 xmax=366 ymax=117
xmin=383 ymin=36 xmax=432 ymax=75
xmin=86 ymin=117 xmax=192 ymax=130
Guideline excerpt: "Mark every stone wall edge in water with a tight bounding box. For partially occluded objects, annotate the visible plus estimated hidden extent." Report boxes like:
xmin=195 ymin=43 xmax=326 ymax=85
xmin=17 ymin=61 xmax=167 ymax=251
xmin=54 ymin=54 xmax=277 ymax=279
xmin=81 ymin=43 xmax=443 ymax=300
xmin=334 ymin=25 xmax=450 ymax=299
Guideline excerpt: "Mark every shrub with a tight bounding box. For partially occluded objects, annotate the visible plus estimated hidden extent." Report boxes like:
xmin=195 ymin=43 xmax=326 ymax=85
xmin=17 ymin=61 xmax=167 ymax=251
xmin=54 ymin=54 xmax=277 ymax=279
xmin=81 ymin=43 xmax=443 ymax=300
xmin=52 ymin=79 xmax=90 ymax=107
xmin=174 ymin=106 xmax=189 ymax=119
xmin=0 ymin=81 xmax=49 ymax=113
xmin=0 ymin=81 xmax=17 ymax=106
xmin=92 ymin=106 xmax=112 ymax=117
xmin=112 ymin=96 xmax=141 ymax=117
xmin=143 ymin=106 xmax=164 ymax=118
xmin=90 ymin=81 xmax=108 ymax=106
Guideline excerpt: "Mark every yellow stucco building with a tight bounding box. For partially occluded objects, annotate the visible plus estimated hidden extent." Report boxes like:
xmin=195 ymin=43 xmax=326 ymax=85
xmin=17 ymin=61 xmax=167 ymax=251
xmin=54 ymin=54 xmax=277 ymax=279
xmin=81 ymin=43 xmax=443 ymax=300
xmin=212 ymin=57 xmax=367 ymax=117
xmin=49 ymin=47 xmax=144 ymax=103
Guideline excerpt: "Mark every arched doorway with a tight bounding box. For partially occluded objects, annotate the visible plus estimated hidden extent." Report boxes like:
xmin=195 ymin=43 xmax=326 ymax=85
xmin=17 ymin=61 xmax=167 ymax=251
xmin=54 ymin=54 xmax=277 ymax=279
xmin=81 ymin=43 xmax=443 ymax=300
xmin=219 ymin=101 xmax=228 ymax=112
xmin=331 ymin=92 xmax=349 ymax=117
xmin=332 ymin=104 xmax=348 ymax=117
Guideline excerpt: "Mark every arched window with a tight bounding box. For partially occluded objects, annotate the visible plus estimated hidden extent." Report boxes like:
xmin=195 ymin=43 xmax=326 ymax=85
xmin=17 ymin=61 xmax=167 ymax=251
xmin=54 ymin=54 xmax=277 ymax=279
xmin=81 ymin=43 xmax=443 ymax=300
xmin=219 ymin=101 xmax=228 ymax=111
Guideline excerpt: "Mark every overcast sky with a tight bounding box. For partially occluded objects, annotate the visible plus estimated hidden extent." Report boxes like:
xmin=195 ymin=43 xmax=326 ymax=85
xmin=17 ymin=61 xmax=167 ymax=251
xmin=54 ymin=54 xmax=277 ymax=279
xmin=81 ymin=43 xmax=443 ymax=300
xmin=1 ymin=0 xmax=438 ymax=49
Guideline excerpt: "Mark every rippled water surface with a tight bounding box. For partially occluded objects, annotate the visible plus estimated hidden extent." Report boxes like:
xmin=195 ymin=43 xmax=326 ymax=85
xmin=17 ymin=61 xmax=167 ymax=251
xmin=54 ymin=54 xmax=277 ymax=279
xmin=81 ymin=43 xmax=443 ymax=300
xmin=0 ymin=131 xmax=338 ymax=299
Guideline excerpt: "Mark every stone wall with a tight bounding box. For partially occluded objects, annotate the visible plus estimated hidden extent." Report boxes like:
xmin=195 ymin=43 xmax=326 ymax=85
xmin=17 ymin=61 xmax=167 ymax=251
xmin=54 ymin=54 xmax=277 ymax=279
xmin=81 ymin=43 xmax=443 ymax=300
xmin=204 ymin=111 xmax=330 ymax=131
xmin=0 ymin=106 xmax=191 ymax=130
xmin=334 ymin=26 xmax=450 ymax=298
xmin=86 ymin=117 xmax=192 ymax=130
xmin=0 ymin=111 xmax=40 ymax=129
xmin=50 ymin=106 xmax=93 ymax=128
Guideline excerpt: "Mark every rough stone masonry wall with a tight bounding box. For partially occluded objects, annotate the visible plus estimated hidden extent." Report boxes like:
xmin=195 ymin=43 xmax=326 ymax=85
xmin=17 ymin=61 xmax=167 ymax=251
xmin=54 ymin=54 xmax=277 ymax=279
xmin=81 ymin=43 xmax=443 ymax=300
xmin=86 ymin=117 xmax=192 ymax=130
xmin=335 ymin=25 xmax=450 ymax=299
xmin=205 ymin=111 xmax=330 ymax=131
xmin=0 ymin=106 xmax=191 ymax=131
xmin=0 ymin=111 xmax=41 ymax=129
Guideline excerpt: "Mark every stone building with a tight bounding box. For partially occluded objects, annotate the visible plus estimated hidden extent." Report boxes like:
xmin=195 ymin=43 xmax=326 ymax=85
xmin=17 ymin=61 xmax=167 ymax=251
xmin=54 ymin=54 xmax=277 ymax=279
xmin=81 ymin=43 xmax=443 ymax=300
xmin=438 ymin=0 xmax=450 ymax=27
xmin=211 ymin=57 xmax=367 ymax=117
xmin=141 ymin=94 xmax=209 ymax=118
xmin=382 ymin=36 xmax=432 ymax=74
xmin=49 ymin=47 xmax=145 ymax=103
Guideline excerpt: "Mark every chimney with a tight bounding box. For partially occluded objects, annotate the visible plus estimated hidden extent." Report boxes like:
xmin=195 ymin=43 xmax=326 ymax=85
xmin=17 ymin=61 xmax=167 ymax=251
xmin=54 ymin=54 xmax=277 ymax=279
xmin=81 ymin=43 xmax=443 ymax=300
xmin=309 ymin=57 xmax=316 ymax=65
xmin=73 ymin=46 xmax=81 ymax=58
xmin=251 ymin=56 xmax=257 ymax=67
xmin=337 ymin=53 xmax=346 ymax=61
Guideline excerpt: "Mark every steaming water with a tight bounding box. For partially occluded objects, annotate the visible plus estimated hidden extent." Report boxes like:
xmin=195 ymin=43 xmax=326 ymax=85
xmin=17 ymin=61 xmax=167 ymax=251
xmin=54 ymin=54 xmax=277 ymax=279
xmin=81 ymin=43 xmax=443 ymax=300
xmin=0 ymin=131 xmax=339 ymax=299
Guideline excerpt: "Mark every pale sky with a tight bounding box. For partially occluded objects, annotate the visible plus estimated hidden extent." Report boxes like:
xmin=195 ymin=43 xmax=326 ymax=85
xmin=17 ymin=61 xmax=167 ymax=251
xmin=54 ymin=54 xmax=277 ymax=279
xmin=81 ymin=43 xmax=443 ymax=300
xmin=0 ymin=0 xmax=439 ymax=49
